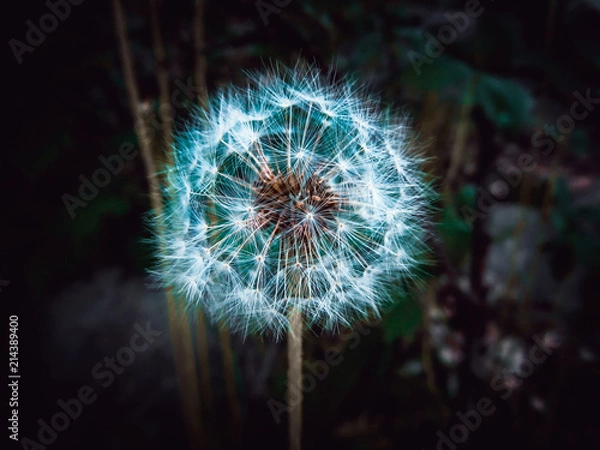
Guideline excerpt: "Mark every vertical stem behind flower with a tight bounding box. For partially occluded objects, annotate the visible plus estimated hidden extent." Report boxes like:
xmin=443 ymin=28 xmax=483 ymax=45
xmin=421 ymin=280 xmax=439 ymax=397
xmin=219 ymin=324 xmax=242 ymax=447
xmin=149 ymin=0 xmax=173 ymax=151
xmin=168 ymin=291 xmax=206 ymax=447
xmin=193 ymin=0 xmax=241 ymax=441
xmin=150 ymin=0 xmax=218 ymax=439
xmin=195 ymin=309 xmax=214 ymax=418
xmin=112 ymin=0 xmax=160 ymax=214
xmin=112 ymin=1 xmax=204 ymax=448
xmin=288 ymin=307 xmax=303 ymax=450
xmin=517 ymin=0 xmax=562 ymax=336
xmin=193 ymin=0 xmax=208 ymax=108
xmin=446 ymin=75 xmax=479 ymax=188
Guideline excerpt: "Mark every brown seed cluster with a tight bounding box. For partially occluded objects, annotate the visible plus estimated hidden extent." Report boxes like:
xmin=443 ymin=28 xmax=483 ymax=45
xmin=252 ymin=166 xmax=340 ymax=243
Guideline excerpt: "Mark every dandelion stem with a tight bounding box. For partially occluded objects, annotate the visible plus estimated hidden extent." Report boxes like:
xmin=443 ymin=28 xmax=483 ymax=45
xmin=112 ymin=0 xmax=160 ymax=214
xmin=168 ymin=292 xmax=205 ymax=448
xmin=193 ymin=0 xmax=208 ymax=107
xmin=149 ymin=0 xmax=173 ymax=151
xmin=193 ymin=1 xmax=241 ymax=440
xmin=195 ymin=309 xmax=214 ymax=420
xmin=219 ymin=323 xmax=242 ymax=447
xmin=112 ymin=1 xmax=203 ymax=448
xmin=446 ymin=74 xmax=479 ymax=188
xmin=288 ymin=307 xmax=303 ymax=450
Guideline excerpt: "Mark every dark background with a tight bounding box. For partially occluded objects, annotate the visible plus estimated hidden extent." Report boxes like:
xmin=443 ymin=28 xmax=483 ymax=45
xmin=4 ymin=0 xmax=600 ymax=449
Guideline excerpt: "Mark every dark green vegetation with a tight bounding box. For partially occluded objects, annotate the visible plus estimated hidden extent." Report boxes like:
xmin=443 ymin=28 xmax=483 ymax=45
xmin=5 ymin=0 xmax=600 ymax=449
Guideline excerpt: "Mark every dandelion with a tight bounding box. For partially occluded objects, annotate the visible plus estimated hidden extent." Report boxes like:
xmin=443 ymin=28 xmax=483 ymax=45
xmin=153 ymin=63 xmax=434 ymax=339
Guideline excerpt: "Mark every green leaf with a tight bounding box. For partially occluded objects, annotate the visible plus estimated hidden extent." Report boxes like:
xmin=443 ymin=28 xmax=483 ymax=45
xmin=474 ymin=74 xmax=535 ymax=132
xmin=553 ymin=177 xmax=572 ymax=211
xmin=457 ymin=183 xmax=478 ymax=208
xmin=437 ymin=187 xmax=474 ymax=264
xmin=382 ymin=291 xmax=422 ymax=342
xmin=400 ymin=55 xmax=474 ymax=94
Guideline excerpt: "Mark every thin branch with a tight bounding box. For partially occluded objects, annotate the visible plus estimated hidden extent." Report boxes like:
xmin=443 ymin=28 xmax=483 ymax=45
xmin=168 ymin=290 xmax=206 ymax=448
xmin=446 ymin=74 xmax=480 ymax=189
xmin=196 ymin=310 xmax=214 ymax=416
xmin=193 ymin=0 xmax=208 ymax=107
xmin=219 ymin=324 xmax=242 ymax=447
xmin=194 ymin=4 xmax=242 ymax=442
xmin=150 ymin=0 xmax=174 ymax=151
xmin=421 ymin=280 xmax=439 ymax=397
xmin=111 ymin=1 xmax=204 ymax=448
xmin=112 ymin=0 xmax=160 ymax=214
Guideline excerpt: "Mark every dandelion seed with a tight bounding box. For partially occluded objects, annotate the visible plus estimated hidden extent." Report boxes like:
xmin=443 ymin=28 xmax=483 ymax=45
xmin=152 ymin=63 xmax=435 ymax=338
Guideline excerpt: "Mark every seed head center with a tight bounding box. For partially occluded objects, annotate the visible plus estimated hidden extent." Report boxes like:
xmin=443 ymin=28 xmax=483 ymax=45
xmin=252 ymin=168 xmax=339 ymax=240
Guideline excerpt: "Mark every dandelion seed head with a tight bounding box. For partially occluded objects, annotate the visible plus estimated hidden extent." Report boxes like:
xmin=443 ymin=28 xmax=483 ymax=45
xmin=152 ymin=63 xmax=435 ymax=338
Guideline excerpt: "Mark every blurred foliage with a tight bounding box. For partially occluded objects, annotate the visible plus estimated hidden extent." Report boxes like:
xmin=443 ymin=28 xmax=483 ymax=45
xmin=382 ymin=292 xmax=423 ymax=342
xmin=7 ymin=0 xmax=600 ymax=449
